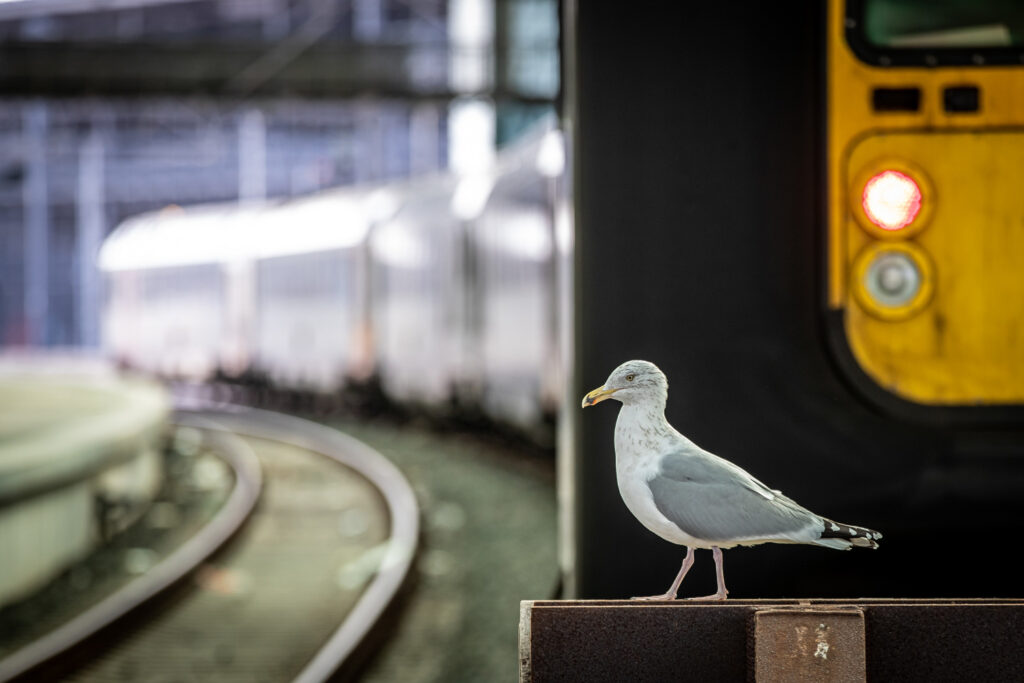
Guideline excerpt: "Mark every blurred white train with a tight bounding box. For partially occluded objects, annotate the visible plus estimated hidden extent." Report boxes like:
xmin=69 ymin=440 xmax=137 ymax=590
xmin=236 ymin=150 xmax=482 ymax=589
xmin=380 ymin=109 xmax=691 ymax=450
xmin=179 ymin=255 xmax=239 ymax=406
xmin=99 ymin=121 xmax=570 ymax=441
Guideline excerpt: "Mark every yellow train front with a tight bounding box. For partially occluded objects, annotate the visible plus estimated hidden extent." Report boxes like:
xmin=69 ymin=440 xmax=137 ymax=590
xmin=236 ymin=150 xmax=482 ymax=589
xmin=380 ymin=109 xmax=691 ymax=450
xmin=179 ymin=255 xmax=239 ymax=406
xmin=828 ymin=0 xmax=1024 ymax=411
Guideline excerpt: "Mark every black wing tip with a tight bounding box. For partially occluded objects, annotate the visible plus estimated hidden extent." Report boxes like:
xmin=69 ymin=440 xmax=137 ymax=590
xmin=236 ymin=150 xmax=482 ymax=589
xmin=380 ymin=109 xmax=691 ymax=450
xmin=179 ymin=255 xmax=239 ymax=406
xmin=821 ymin=519 xmax=882 ymax=549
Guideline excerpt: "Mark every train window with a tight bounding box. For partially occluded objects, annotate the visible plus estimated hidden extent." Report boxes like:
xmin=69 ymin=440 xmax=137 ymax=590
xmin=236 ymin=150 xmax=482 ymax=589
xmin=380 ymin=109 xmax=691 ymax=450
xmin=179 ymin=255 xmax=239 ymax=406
xmin=863 ymin=0 xmax=1024 ymax=48
xmin=847 ymin=0 xmax=1024 ymax=66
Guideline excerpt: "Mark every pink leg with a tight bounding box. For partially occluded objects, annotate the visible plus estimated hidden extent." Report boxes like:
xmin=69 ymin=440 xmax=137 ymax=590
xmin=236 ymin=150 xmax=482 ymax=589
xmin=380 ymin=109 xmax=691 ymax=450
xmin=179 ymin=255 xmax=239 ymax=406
xmin=632 ymin=546 xmax=695 ymax=600
xmin=687 ymin=546 xmax=729 ymax=601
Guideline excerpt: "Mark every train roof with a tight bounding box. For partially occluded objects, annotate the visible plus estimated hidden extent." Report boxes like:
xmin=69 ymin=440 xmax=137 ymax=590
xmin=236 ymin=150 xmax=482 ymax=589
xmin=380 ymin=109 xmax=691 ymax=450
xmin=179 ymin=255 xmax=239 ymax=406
xmin=98 ymin=190 xmax=372 ymax=271
xmin=98 ymin=118 xmax=562 ymax=272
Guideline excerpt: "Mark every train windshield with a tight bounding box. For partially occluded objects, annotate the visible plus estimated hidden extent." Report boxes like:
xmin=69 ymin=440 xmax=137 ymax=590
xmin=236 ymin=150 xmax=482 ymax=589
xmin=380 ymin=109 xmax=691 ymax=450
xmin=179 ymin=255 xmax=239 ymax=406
xmin=862 ymin=0 xmax=1024 ymax=49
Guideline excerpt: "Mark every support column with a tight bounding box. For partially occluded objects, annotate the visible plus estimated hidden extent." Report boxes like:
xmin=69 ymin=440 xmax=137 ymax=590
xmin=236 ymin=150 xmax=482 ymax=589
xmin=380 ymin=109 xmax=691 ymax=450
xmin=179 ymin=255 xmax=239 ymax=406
xmin=238 ymin=108 xmax=267 ymax=203
xmin=76 ymin=125 xmax=105 ymax=348
xmin=22 ymin=101 xmax=49 ymax=347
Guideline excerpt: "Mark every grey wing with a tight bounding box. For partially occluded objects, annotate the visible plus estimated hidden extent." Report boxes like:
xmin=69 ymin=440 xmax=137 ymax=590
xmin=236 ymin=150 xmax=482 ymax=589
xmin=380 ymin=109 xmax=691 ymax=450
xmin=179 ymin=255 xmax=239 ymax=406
xmin=648 ymin=447 xmax=823 ymax=543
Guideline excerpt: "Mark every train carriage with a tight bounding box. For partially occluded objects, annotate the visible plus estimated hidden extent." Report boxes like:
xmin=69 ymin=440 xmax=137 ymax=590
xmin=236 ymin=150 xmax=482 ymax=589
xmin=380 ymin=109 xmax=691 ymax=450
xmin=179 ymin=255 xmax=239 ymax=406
xmin=369 ymin=178 xmax=465 ymax=410
xmin=100 ymin=206 xmax=241 ymax=380
xmin=475 ymin=125 xmax=563 ymax=432
xmin=251 ymin=194 xmax=370 ymax=392
xmin=98 ymin=120 xmax=566 ymax=443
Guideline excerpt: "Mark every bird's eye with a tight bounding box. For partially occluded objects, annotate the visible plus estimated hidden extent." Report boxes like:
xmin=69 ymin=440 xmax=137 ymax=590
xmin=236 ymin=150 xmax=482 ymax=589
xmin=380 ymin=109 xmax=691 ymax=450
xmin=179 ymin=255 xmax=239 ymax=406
xmin=625 ymin=374 xmax=635 ymax=382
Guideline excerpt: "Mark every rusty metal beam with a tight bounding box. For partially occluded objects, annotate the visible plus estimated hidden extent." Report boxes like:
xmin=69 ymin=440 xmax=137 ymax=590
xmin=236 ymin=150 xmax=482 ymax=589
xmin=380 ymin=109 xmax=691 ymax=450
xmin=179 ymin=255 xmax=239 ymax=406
xmin=520 ymin=599 xmax=1024 ymax=682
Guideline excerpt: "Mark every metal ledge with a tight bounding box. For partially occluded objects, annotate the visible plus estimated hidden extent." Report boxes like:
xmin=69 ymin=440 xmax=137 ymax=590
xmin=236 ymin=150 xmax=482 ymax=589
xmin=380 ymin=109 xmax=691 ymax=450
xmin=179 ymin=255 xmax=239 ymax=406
xmin=520 ymin=599 xmax=1024 ymax=682
xmin=0 ymin=41 xmax=557 ymax=102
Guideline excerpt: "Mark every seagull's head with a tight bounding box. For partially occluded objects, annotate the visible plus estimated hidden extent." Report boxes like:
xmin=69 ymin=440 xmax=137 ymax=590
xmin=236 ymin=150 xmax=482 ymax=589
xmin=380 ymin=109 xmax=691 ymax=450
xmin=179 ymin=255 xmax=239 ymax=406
xmin=581 ymin=359 xmax=668 ymax=408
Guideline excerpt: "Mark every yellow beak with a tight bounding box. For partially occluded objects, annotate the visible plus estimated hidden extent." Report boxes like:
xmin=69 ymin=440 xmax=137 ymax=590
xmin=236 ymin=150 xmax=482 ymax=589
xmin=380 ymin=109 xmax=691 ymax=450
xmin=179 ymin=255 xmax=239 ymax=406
xmin=582 ymin=385 xmax=617 ymax=408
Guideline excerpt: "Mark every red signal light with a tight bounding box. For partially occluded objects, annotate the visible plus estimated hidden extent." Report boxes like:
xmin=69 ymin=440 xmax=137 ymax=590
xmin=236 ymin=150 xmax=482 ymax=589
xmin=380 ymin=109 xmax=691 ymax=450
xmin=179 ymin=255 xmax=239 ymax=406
xmin=861 ymin=170 xmax=922 ymax=232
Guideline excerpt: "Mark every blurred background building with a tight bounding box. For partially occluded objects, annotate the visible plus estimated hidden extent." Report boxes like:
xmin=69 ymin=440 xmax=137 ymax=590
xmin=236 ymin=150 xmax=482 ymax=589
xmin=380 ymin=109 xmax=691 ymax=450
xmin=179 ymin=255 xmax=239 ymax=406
xmin=0 ymin=0 xmax=559 ymax=348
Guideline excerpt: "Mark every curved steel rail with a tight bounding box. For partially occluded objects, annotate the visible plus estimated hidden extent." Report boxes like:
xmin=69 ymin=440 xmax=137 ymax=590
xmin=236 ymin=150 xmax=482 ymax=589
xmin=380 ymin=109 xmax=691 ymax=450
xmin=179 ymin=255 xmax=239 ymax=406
xmin=0 ymin=420 xmax=263 ymax=683
xmin=172 ymin=403 xmax=420 ymax=683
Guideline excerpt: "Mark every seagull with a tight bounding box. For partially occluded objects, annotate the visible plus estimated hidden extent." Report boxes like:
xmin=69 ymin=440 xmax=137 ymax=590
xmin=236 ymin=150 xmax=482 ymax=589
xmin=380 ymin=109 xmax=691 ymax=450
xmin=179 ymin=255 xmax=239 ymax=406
xmin=582 ymin=359 xmax=880 ymax=601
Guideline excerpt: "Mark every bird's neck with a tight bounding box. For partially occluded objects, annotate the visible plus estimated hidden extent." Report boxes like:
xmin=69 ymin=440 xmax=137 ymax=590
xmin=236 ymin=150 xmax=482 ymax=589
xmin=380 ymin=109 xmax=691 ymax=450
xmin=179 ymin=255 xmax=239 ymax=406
xmin=614 ymin=402 xmax=676 ymax=461
xmin=618 ymin=399 xmax=670 ymax=425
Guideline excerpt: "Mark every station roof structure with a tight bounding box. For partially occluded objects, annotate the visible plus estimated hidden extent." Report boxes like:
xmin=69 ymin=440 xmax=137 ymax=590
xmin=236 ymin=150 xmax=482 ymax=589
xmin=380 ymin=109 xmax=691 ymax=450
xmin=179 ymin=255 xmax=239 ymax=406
xmin=0 ymin=0 xmax=557 ymax=102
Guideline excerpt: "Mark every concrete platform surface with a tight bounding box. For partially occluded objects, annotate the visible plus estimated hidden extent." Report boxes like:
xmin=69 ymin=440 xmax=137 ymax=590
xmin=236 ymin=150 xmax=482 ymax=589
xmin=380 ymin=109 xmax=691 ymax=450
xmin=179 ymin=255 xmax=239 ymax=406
xmin=0 ymin=366 xmax=169 ymax=503
xmin=0 ymin=359 xmax=169 ymax=607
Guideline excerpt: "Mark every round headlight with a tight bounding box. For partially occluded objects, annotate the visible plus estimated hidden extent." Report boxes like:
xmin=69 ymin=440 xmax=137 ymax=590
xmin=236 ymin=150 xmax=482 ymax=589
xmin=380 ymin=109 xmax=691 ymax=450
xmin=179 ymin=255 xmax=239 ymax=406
xmin=852 ymin=242 xmax=934 ymax=321
xmin=862 ymin=170 xmax=922 ymax=232
xmin=850 ymin=160 xmax=934 ymax=239
xmin=866 ymin=251 xmax=920 ymax=307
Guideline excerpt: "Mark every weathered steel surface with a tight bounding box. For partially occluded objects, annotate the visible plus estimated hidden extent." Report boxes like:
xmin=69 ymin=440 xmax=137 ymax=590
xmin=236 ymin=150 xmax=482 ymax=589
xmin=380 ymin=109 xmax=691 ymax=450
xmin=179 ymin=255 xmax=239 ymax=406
xmin=753 ymin=608 xmax=865 ymax=683
xmin=521 ymin=599 xmax=1024 ymax=683
xmin=525 ymin=602 xmax=751 ymax=682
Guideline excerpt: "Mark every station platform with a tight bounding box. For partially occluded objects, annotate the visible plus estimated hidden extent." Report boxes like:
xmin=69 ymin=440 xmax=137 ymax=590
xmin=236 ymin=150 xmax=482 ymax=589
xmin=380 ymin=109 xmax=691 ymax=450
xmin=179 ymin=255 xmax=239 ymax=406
xmin=0 ymin=357 xmax=169 ymax=607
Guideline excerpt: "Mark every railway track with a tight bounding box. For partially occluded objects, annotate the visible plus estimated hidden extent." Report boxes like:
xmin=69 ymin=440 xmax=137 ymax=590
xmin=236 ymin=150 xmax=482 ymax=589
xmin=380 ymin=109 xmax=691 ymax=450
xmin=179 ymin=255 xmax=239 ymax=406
xmin=0 ymin=407 xmax=418 ymax=683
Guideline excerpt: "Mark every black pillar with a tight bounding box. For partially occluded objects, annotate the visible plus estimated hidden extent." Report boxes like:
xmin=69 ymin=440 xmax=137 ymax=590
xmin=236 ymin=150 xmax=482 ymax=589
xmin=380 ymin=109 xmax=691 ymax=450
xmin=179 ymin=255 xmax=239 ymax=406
xmin=570 ymin=2 xmax=1024 ymax=599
